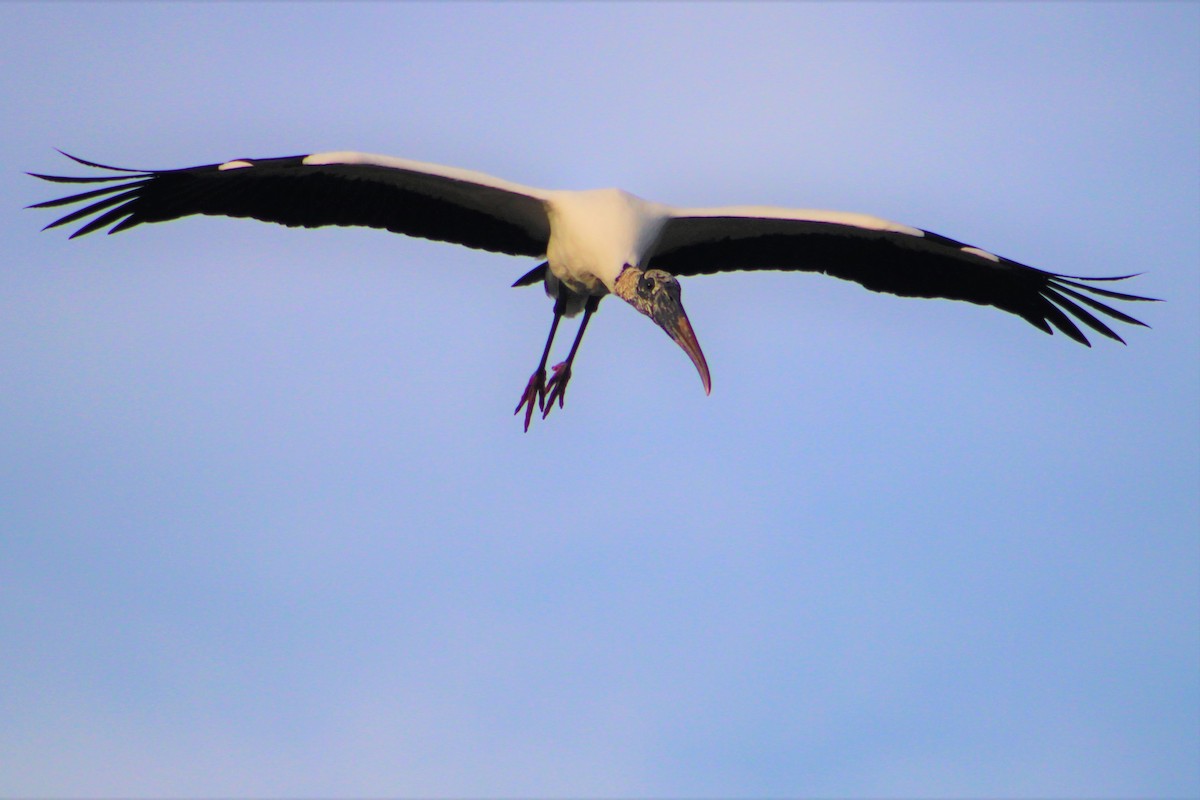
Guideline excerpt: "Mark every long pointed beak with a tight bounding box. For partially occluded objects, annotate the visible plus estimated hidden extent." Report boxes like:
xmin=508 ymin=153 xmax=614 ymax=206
xmin=657 ymin=305 xmax=712 ymax=395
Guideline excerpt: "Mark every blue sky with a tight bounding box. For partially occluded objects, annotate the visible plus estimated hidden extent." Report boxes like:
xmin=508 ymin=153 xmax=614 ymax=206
xmin=2 ymin=2 xmax=1197 ymax=796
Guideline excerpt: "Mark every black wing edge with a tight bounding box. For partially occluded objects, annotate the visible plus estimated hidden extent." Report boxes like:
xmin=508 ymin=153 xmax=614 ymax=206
xmin=651 ymin=219 xmax=1159 ymax=347
xmin=1027 ymin=271 xmax=1158 ymax=347
xmin=916 ymin=228 xmax=1159 ymax=347
xmin=26 ymin=150 xmax=294 ymax=238
xmin=28 ymin=150 xmax=552 ymax=258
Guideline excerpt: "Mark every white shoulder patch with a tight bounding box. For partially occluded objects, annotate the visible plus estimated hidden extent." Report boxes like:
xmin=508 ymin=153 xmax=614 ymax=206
xmin=301 ymin=151 xmax=550 ymax=199
xmin=961 ymin=246 xmax=1001 ymax=262
xmin=217 ymin=160 xmax=255 ymax=171
xmin=670 ymin=204 xmax=925 ymax=237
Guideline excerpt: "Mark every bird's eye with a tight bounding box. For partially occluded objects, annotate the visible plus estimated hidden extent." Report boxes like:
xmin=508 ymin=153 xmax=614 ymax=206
xmin=638 ymin=275 xmax=655 ymax=296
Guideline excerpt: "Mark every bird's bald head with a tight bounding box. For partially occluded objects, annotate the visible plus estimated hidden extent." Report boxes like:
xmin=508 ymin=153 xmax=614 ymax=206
xmin=614 ymin=266 xmax=711 ymax=394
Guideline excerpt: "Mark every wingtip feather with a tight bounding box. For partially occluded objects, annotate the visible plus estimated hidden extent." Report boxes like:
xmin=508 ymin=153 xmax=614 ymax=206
xmin=54 ymin=149 xmax=144 ymax=173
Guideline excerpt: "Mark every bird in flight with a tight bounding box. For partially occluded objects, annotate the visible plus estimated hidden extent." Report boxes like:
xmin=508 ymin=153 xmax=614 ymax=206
xmin=30 ymin=150 xmax=1155 ymax=430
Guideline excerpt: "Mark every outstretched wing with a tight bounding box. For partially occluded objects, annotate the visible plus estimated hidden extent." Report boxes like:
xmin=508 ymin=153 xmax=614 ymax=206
xmin=30 ymin=151 xmax=552 ymax=258
xmin=646 ymin=207 xmax=1155 ymax=346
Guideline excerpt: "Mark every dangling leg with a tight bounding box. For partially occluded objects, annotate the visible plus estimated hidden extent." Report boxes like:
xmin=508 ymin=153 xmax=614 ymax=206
xmin=543 ymin=295 xmax=601 ymax=419
xmin=515 ymin=293 xmax=567 ymax=432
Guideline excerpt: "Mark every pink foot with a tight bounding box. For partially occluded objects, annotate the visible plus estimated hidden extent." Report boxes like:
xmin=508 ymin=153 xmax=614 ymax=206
xmin=514 ymin=368 xmax=547 ymax=432
xmin=542 ymin=362 xmax=573 ymax=418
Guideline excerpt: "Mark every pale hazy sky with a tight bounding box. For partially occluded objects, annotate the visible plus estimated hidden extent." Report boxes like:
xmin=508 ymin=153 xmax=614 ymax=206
xmin=3 ymin=3 xmax=1198 ymax=796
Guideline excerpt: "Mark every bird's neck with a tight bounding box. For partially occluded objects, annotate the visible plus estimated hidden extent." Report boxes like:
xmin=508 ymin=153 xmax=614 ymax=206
xmin=612 ymin=264 xmax=643 ymax=304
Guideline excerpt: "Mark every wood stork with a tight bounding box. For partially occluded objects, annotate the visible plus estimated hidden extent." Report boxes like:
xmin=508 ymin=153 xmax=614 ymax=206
xmin=30 ymin=150 xmax=1155 ymax=430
